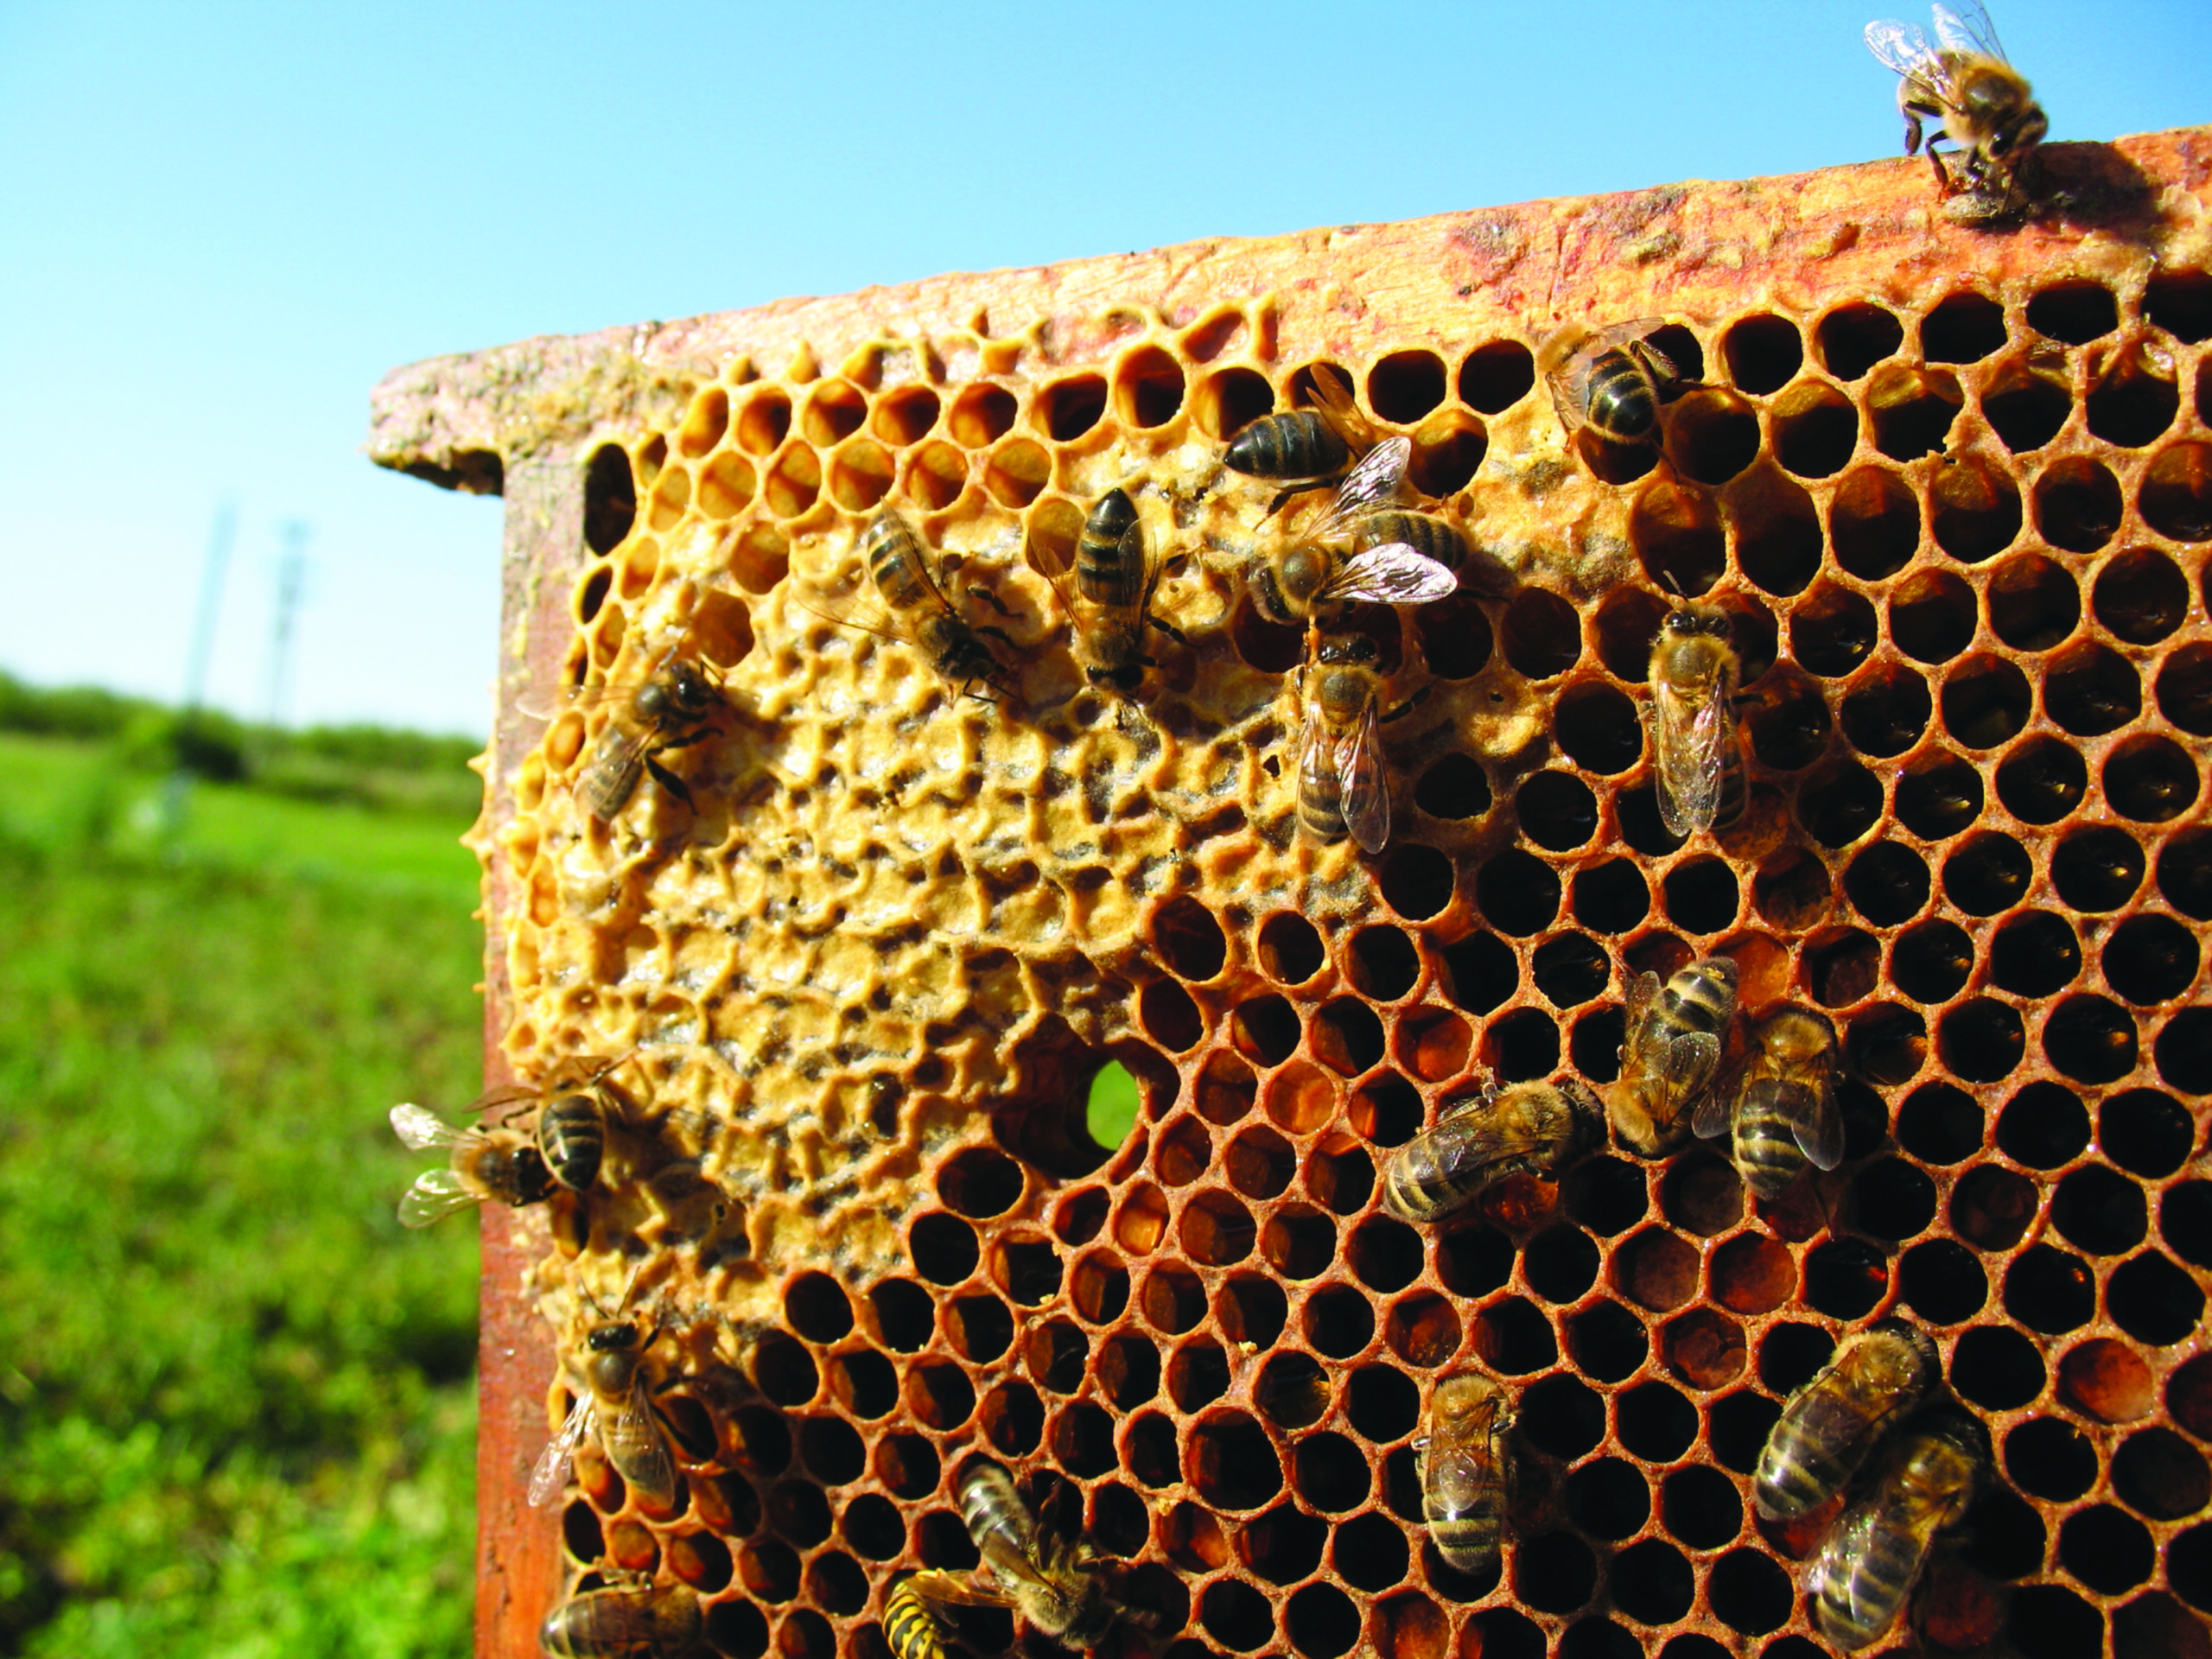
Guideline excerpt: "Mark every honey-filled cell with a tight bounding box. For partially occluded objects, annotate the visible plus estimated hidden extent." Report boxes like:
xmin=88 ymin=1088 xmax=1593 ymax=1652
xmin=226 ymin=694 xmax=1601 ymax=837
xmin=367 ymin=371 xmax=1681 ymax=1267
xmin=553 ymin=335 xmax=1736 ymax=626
xmin=372 ymin=127 xmax=2212 ymax=1659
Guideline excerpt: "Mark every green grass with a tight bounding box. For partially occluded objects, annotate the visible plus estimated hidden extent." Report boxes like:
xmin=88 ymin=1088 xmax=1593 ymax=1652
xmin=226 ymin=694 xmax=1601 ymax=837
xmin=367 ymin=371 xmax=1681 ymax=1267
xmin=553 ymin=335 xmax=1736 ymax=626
xmin=0 ymin=737 xmax=483 ymax=1656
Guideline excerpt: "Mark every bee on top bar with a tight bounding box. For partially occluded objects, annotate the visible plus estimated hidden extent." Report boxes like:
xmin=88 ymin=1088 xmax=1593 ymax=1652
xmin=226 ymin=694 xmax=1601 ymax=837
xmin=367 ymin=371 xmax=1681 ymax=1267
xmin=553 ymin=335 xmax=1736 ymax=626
xmin=1696 ymin=1006 xmax=1843 ymax=1199
xmin=1224 ymin=362 xmax=1378 ymax=514
xmin=1647 ymin=601 xmax=1747 ymax=839
xmin=1297 ymin=629 xmax=1429 ymax=855
xmin=1419 ymin=1372 xmax=1513 ymax=1579
xmin=803 ymin=507 xmax=1019 ymax=702
xmin=538 ymin=1580 xmax=701 ymax=1658
xmin=1383 ymin=1077 xmax=1603 ymax=1226
xmin=1866 ymin=1 xmax=2045 ymax=213
xmin=1248 ymin=437 xmax=1459 ymax=630
xmin=530 ymin=1275 xmax=678 ymax=1512
xmin=1039 ymin=487 xmax=1185 ymax=699
xmin=900 ymin=1463 xmax=1150 ymax=1651
xmin=1757 ymin=1319 xmax=1939 ymax=1520
xmin=1610 ymin=956 xmax=1738 ymax=1158
xmin=1809 ymin=1413 xmax=1987 ymax=1650
xmin=533 ymin=652 xmax=725 ymax=821
xmin=1540 ymin=318 xmax=1693 ymax=454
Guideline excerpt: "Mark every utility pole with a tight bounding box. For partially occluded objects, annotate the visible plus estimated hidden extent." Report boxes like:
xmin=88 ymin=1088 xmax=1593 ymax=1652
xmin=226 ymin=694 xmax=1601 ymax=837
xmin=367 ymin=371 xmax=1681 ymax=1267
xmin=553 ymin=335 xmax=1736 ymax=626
xmin=158 ymin=499 xmax=238 ymax=841
xmin=264 ymin=520 xmax=310 ymax=728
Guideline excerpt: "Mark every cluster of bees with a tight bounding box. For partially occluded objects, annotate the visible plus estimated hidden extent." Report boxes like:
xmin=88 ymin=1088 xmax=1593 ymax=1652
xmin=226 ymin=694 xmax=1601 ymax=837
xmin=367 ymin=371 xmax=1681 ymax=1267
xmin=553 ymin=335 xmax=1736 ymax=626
xmin=1377 ymin=953 xmax=1983 ymax=1649
xmin=390 ymin=3 xmax=2072 ymax=1653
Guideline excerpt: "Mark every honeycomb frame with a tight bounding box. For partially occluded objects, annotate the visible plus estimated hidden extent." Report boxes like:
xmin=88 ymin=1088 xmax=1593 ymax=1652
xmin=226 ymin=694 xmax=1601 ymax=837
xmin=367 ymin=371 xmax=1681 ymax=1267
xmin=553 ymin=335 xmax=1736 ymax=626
xmin=371 ymin=128 xmax=2212 ymax=1659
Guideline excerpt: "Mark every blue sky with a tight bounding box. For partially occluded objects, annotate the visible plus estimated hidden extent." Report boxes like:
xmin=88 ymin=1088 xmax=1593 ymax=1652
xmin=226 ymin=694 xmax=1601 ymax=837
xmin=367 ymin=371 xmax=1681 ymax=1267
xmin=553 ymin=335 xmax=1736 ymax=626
xmin=2 ymin=1 xmax=2203 ymax=738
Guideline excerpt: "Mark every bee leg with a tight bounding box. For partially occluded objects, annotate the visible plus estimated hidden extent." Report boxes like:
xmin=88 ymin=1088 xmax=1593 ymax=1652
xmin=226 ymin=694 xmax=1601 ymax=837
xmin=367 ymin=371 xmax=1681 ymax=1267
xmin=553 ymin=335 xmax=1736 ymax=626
xmin=1381 ymin=684 xmax=1433 ymax=724
xmin=1924 ymin=137 xmax=1956 ymax=195
xmin=1263 ymin=479 xmax=1332 ymax=518
xmin=1146 ymin=613 xmax=1189 ymax=645
xmin=644 ymin=755 xmax=696 ymax=807
xmin=974 ymin=624 xmax=1020 ymax=649
xmin=1900 ymin=106 xmax=1925 ymax=157
xmin=967 ymin=584 xmax=1020 ymax=619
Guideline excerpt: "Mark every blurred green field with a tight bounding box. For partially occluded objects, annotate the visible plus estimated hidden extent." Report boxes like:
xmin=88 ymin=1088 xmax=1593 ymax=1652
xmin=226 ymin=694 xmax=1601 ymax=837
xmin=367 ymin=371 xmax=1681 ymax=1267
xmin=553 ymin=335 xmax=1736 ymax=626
xmin=0 ymin=734 xmax=484 ymax=1656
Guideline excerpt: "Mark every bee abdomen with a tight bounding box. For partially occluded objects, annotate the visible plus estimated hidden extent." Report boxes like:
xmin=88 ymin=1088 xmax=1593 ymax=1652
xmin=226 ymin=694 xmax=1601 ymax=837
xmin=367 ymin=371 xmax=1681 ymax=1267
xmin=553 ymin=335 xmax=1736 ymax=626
xmin=1382 ymin=1139 xmax=1467 ymax=1224
xmin=1586 ymin=354 xmax=1659 ymax=442
xmin=538 ymin=1095 xmax=606 ymax=1192
xmin=1076 ymin=489 xmax=1146 ymax=607
xmin=1819 ymin=1533 xmax=1919 ymax=1647
xmin=1225 ymin=412 xmax=1346 ymax=480
xmin=884 ymin=1582 xmax=947 ymax=1659
xmin=1734 ymin=1084 xmax=1806 ymax=1199
xmin=863 ymin=514 xmax=936 ymax=613
xmin=1297 ymin=776 xmax=1349 ymax=846
xmin=1427 ymin=1496 xmax=1503 ymax=1574
xmin=1756 ymin=1429 xmax=1847 ymax=1518
xmin=1359 ymin=510 xmax=1467 ymax=572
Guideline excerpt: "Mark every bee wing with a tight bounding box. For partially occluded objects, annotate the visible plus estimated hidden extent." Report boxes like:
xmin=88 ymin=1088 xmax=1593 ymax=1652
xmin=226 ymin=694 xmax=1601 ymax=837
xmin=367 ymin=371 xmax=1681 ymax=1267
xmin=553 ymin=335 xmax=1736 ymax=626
xmin=1933 ymin=0 xmax=2007 ymax=62
xmin=1426 ymin=1100 xmax=1560 ymax=1175
xmin=905 ymin=1568 xmax=1011 ymax=1611
xmin=1318 ymin=544 xmax=1459 ymax=607
xmin=1311 ymin=437 xmax=1414 ymax=539
xmin=601 ymin=1370 xmax=677 ymax=1503
xmin=1791 ymin=1077 xmax=1847 ymax=1172
xmin=791 ymin=586 xmax=924 ymax=650
xmin=463 ymin=1083 xmax=543 ymax=1118
xmin=397 ymin=1167 xmax=481 ymax=1229
xmin=527 ymin=1391 xmax=597 ymax=1509
xmin=1864 ymin=17 xmax=1943 ymax=78
xmin=1305 ymin=361 xmax=1372 ymax=448
xmin=1032 ymin=532 xmax=1084 ymax=622
xmin=1662 ymin=1030 xmax=1721 ymax=1094
xmin=1338 ymin=695 xmax=1391 ymax=855
xmin=514 ymin=679 xmax=643 ymax=721
xmin=1691 ymin=1082 xmax=1736 ymax=1141
xmin=1651 ymin=681 xmax=1729 ymax=837
xmin=391 ymin=1102 xmax=467 ymax=1151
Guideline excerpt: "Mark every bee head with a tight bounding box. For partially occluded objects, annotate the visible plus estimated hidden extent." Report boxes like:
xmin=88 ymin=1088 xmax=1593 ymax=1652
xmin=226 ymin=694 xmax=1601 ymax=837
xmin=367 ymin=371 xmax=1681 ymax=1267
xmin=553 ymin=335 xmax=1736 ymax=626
xmin=1088 ymin=663 xmax=1146 ymax=696
xmin=588 ymin=1320 xmax=645 ymax=1353
xmin=1316 ymin=633 xmax=1380 ymax=670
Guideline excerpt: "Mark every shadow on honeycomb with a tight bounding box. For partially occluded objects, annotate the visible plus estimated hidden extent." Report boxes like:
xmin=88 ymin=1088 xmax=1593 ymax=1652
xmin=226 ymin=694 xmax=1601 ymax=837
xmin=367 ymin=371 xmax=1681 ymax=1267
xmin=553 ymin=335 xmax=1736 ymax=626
xmin=372 ymin=134 xmax=2212 ymax=1659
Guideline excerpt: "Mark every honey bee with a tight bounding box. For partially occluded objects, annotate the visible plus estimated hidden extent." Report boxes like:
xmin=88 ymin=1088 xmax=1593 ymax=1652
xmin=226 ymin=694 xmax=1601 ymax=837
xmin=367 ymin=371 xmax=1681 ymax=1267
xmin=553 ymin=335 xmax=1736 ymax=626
xmin=1610 ymin=956 xmax=1739 ymax=1158
xmin=529 ymin=1287 xmax=677 ymax=1511
xmin=1419 ymin=1372 xmax=1513 ymax=1578
xmin=1248 ymin=438 xmax=1459 ymax=630
xmin=1039 ymin=486 xmax=1185 ymax=697
xmin=1540 ymin=319 xmax=1692 ymax=452
xmin=903 ymin=1461 xmax=1148 ymax=1651
xmin=1298 ymin=630 xmax=1425 ymax=854
xmin=804 ymin=507 xmax=1017 ymax=701
xmin=1756 ymin=1319 xmax=1940 ymax=1521
xmin=883 ymin=1575 xmax=950 ymax=1659
xmin=1647 ymin=601 xmax=1747 ymax=838
xmin=1866 ymin=2 xmax=2046 ymax=212
xmin=1694 ymin=1007 xmax=1844 ymax=1199
xmin=389 ymin=1103 xmax=556 ymax=1227
xmin=1224 ymin=361 xmax=1377 ymax=512
xmin=540 ymin=653 xmax=725 ymax=821
xmin=538 ymin=1580 xmax=701 ymax=1658
xmin=1382 ymin=1077 xmax=1604 ymax=1225
xmin=1808 ymin=1413 xmax=1987 ymax=1651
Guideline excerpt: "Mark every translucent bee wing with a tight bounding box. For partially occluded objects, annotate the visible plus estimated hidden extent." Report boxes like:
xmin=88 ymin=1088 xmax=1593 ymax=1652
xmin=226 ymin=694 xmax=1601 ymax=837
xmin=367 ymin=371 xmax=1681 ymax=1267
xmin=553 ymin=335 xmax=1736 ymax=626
xmin=1652 ymin=678 xmax=1730 ymax=837
xmin=528 ymin=1392 xmax=597 ymax=1509
xmin=391 ymin=1102 xmax=467 ymax=1151
xmin=1337 ymin=696 xmax=1390 ymax=855
xmin=1933 ymin=0 xmax=2006 ymax=61
xmin=463 ymin=1083 xmax=544 ymax=1118
xmin=1033 ymin=532 xmax=1084 ymax=620
xmin=1691 ymin=1084 xmax=1736 ymax=1141
xmin=1311 ymin=437 xmax=1414 ymax=540
xmin=1661 ymin=1030 xmax=1721 ymax=1091
xmin=1864 ymin=17 xmax=1942 ymax=77
xmin=601 ymin=1370 xmax=677 ymax=1505
xmin=903 ymin=1568 xmax=1009 ymax=1611
xmin=1319 ymin=543 xmax=1460 ymax=607
xmin=790 ymin=586 xmax=918 ymax=649
xmin=1428 ymin=1101 xmax=1554 ymax=1172
xmin=397 ymin=1167 xmax=481 ymax=1229
xmin=515 ymin=680 xmax=630 ymax=721
xmin=1793 ymin=1078 xmax=1847 ymax=1172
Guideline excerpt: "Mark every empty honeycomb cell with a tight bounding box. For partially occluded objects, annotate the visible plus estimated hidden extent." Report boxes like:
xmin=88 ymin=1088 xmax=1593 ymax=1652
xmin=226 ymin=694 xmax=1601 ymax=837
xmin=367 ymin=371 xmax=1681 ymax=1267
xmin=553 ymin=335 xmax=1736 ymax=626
xmin=1441 ymin=933 xmax=1518 ymax=1019
xmin=1485 ymin=1007 xmax=1562 ymax=1082
xmin=866 ymin=384 xmax=938 ymax=448
xmin=1951 ymin=1323 xmax=2048 ymax=1410
xmin=1513 ymin=1532 xmax=1600 ymax=1617
xmin=801 ymin=1415 xmax=868 ymax=1484
xmin=1057 ymin=1186 xmax=1111 ymax=1249
xmin=744 ymin=1538 xmax=804 ymax=1603
xmin=1511 ymin=770 xmax=1597 ymax=852
xmin=1743 ymin=671 xmax=1830 ymax=770
xmin=1711 ymin=313 xmax=1800 ymax=394
xmin=990 ymin=1236 xmax=1063 ymax=1306
xmin=1199 ymin=1578 xmax=1275 ymax=1652
xmin=1474 ymin=848 xmax=1563 ymax=938
xmin=1997 ymin=735 xmax=2091 ymax=824
xmin=2106 ymin=732 xmax=2202 ymax=822
xmin=1031 ymin=373 xmax=1107 ymax=443
xmin=828 ymin=438 xmax=895 ymax=511
xmin=2054 ymin=825 xmax=2150 ymax=916
xmin=1706 ymin=1389 xmax=1783 ymax=1476
xmin=1867 ymin=364 xmax=1963 ymax=461
xmin=1607 ymin=1226 xmax=1693 ymax=1313
xmin=1376 ymin=1290 xmax=1456 ymax=1369
xmin=1247 ymin=1502 xmax=1332 ymax=1590
xmin=1992 ymin=1085 xmax=2088 ymax=1177
xmin=1096 ymin=1330 xmax=1161 ymax=1413
xmin=1472 ymin=1294 xmax=1556 ymax=1375
xmin=1165 ymin=1338 xmax=1228 ymax=1414
xmin=1406 ymin=595 xmax=1491 ymax=684
xmin=1842 ymin=841 xmax=1929 ymax=927
xmin=1630 ymin=478 xmax=1726 ymax=594
xmin=1302 ymin=1138 xmax=1375 ymax=1218
xmin=1405 ymin=753 xmax=1488 ymax=827
xmin=2007 ymin=1418 xmax=2099 ymax=1506
xmin=2098 ymin=1093 xmax=2196 ymax=1188
xmin=1725 ymin=472 xmax=1821 ymax=599
xmin=1844 ymin=1000 xmax=1929 ymax=1086
xmin=840 ymin=1493 xmax=905 ymax=1565
xmin=1360 ymin=348 xmax=1446 ymax=424
xmin=2148 ymin=268 xmax=2212 ymax=340
xmin=1706 ymin=1236 xmax=1793 ymax=1319
xmin=2005 ymin=1242 xmax=2097 ymax=1334
xmin=1891 ymin=571 xmax=1981 ymax=667
xmin=1916 ymin=289 xmax=2008 ymax=362
xmin=2117 ymin=1595 xmax=2212 ymax=1659
xmin=1902 ymin=1236 xmax=1991 ymax=1323
xmin=2140 ymin=441 xmax=2212 ymax=539
xmin=1992 ymin=913 xmax=2086 ymax=1003
xmin=1940 ymin=652 xmax=2031 ymax=748
xmin=1661 ymin=857 xmax=1738 ymax=935
xmin=1140 ymin=1259 xmax=1209 ymax=1333
xmin=940 ymin=383 xmax=1014 ymax=450
xmin=1707 ymin=1548 xmax=1793 ymax=1637
xmin=1436 ymin=1229 xmax=1514 ymax=1307
xmin=2028 ymin=282 xmax=2120 ymax=344
xmin=645 ymin=464 xmax=690 ymax=534
xmin=1795 ymin=588 xmax=1879 ymax=686
xmin=1378 ymin=843 xmax=1456 ymax=924
xmin=1048 ymin=1399 xmax=1116 ymax=1478
xmin=1090 ymin=1482 xmax=1150 ymax=1559
xmin=1255 ymin=1351 xmax=1330 ymax=1433
xmin=1291 ymin=1433 xmax=1373 ymax=1516
xmin=1112 ymin=345 xmax=1185 ymax=430
xmin=2107 ymin=1249 xmax=2206 ymax=1345
xmin=1929 ymin=455 xmax=2025 ymax=563
xmin=802 ymin=380 xmax=868 ymax=448
xmin=1285 ymin=1581 xmax=1363 ymax=1659
xmin=1936 ymin=995 xmax=2027 ymax=1083
xmin=1567 ymin=1456 xmax=1652 ymax=1542
xmin=1306 ymin=1283 xmax=1377 ymax=1360
xmin=1768 ymin=380 xmax=1858 ymax=480
xmin=1662 ymin=1468 xmax=1746 ymax=1556
xmin=1852 ymin=1155 xmax=1940 ymax=1240
xmin=1163 ymin=1499 xmax=1231 ymax=1573
xmin=1983 ymin=359 xmax=2073 ymax=454
xmin=1135 ymin=978 xmax=1201 ymax=1053
xmin=2044 ymin=993 xmax=2139 ymax=1085
xmin=698 ymin=448 xmax=759 ymax=519
xmin=1666 ymin=390 xmax=1761 ymax=486
xmin=1835 ymin=660 xmax=1928 ymax=757
xmin=1312 ymin=998 xmax=1387 ymax=1077
xmin=1498 ymin=588 xmax=1581 ymax=681
xmin=1887 ymin=918 xmax=1972 ymax=1002
xmin=2055 ymin=1164 xmax=2152 ymax=1260
xmin=1657 ymin=1151 xmax=1741 ymax=1239
xmin=2088 ymin=352 xmax=2181 ymax=448
xmin=2011 ymin=1586 xmax=2108 ymax=1659
xmin=1823 ymin=467 xmax=1919 ymax=586
xmin=1527 ymin=933 xmax=1608 ymax=1012
xmin=2063 ymin=1504 xmax=2158 ymax=1596
xmin=1814 ymin=301 xmax=1904 ymax=380
xmin=1592 ymin=586 xmax=1670 ymax=683
xmin=762 ymin=441 xmax=822 ymax=519
xmin=1802 ymin=1237 xmax=1888 ymax=1320
xmin=2116 ymin=1426 xmax=2212 ymax=1520
xmin=1548 ymin=688 xmax=1638 ymax=783
xmin=2158 ymin=1008 xmax=2212 ymax=1094
xmin=2158 ymin=642 xmax=2212 ymax=734
xmin=982 ymin=435 xmax=1051 ymax=508
xmin=1881 ymin=756 xmax=1970 ymax=847
xmin=1126 ymin=1412 xmax=1176 ymax=1489
xmin=2167 ymin=1181 xmax=2212 ymax=1268
xmin=1274 ymin=1211 xmax=1336 ymax=1282
xmin=582 ymin=442 xmax=638 ymax=554
xmin=734 ymin=388 xmax=792 ymax=456
xmin=1175 ymin=1191 xmax=1255 ymax=1269
xmin=2160 ymin=830 xmax=2212 ymax=922
xmin=1191 ymin=366 xmax=1274 ymax=443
